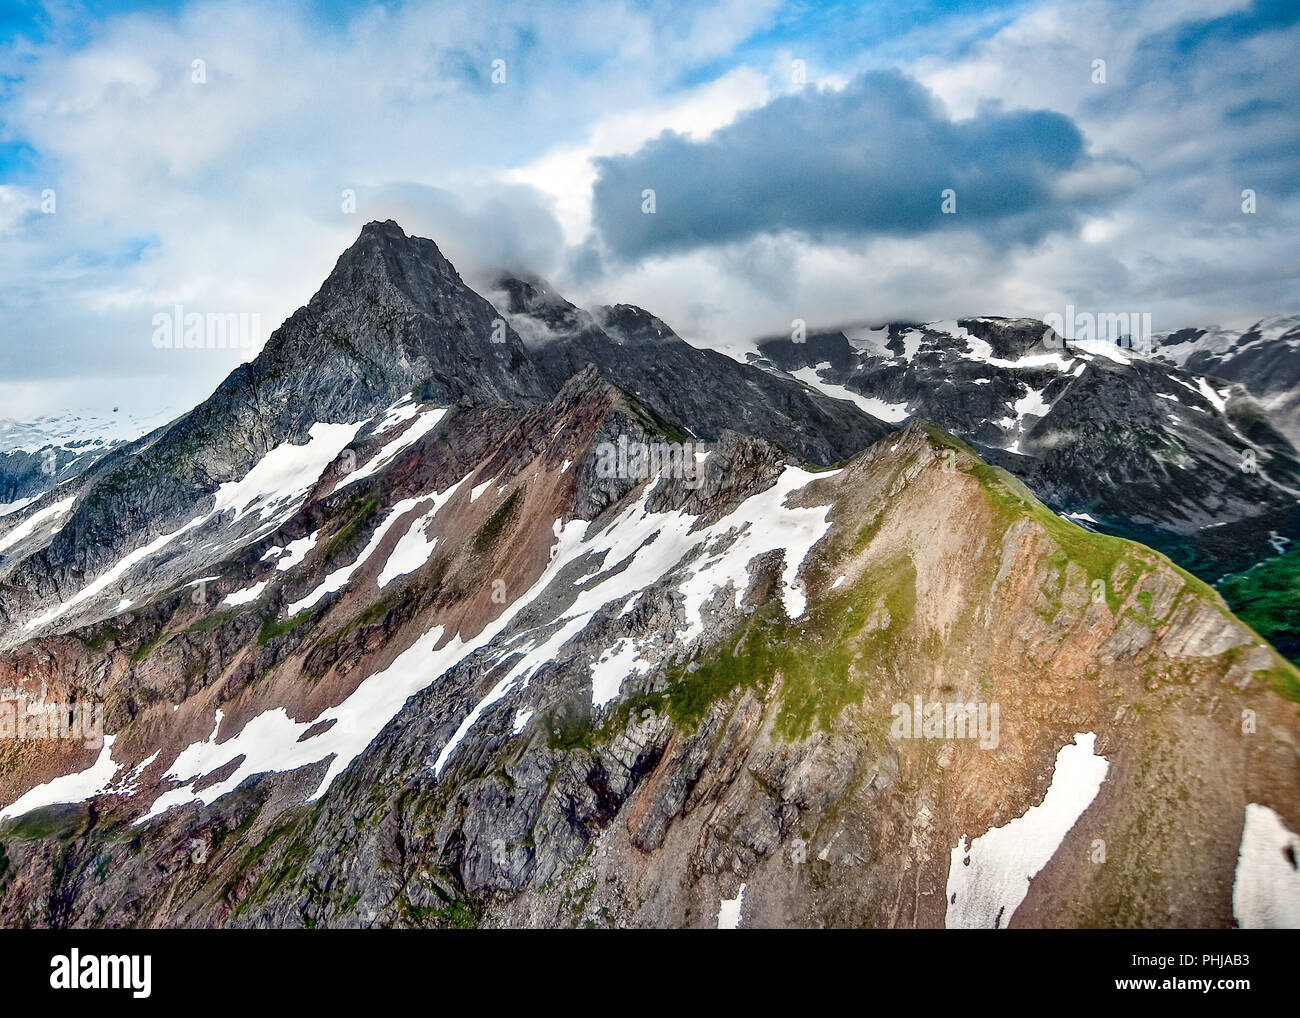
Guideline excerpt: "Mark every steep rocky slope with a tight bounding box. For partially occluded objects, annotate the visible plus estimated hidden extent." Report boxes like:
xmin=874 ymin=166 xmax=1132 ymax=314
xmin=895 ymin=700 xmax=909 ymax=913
xmin=0 ymin=384 xmax=1295 ymax=927
xmin=0 ymin=223 xmax=1297 ymax=930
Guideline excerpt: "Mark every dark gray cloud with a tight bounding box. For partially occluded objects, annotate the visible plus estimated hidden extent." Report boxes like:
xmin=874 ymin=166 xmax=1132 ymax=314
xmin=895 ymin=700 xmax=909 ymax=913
xmin=589 ymin=70 xmax=1117 ymax=261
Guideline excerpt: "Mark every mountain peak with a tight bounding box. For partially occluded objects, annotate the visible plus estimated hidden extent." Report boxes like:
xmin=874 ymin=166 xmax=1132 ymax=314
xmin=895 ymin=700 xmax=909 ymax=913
xmin=358 ymin=218 xmax=406 ymax=238
xmin=594 ymin=304 xmax=681 ymax=346
xmin=317 ymin=220 xmax=462 ymax=309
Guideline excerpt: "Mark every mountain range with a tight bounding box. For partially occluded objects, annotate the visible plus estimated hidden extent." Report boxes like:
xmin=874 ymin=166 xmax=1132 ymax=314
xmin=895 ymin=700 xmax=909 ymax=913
xmin=0 ymin=221 xmax=1296 ymax=929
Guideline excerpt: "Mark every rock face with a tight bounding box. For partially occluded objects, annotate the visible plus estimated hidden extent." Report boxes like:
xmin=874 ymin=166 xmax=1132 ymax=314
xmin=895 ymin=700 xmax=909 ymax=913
xmin=494 ymin=273 xmax=890 ymax=464
xmin=0 ymin=224 xmax=1297 ymax=930
xmin=1155 ymin=316 xmax=1300 ymax=447
xmin=0 ymin=446 xmax=116 ymax=510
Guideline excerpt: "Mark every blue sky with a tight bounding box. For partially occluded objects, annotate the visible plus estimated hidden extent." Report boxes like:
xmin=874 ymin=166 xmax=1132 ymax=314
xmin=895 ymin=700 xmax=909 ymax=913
xmin=0 ymin=0 xmax=1297 ymax=420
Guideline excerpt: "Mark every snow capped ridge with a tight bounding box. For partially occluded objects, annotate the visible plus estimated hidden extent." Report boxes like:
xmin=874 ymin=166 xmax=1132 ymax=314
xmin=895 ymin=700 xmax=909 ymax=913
xmin=0 ymin=223 xmax=1296 ymax=931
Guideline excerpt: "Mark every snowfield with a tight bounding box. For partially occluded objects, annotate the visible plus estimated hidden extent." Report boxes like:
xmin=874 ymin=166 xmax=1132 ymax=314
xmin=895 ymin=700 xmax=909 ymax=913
xmin=945 ymin=732 xmax=1109 ymax=929
xmin=57 ymin=462 xmax=839 ymax=824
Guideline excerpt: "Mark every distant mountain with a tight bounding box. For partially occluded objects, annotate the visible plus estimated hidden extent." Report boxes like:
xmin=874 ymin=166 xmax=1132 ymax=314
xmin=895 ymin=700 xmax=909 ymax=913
xmin=0 ymin=224 xmax=1296 ymax=930
xmin=0 ymin=406 xmax=180 ymax=510
xmin=750 ymin=318 xmax=1300 ymax=583
xmin=0 ymin=406 xmax=179 ymax=456
xmin=493 ymin=273 xmax=890 ymax=464
xmin=1154 ymin=316 xmax=1300 ymax=446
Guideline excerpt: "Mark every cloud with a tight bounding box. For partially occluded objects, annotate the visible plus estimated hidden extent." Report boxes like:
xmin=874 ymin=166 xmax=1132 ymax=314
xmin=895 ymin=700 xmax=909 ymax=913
xmin=359 ymin=181 xmax=567 ymax=282
xmin=0 ymin=0 xmax=1297 ymax=424
xmin=587 ymin=70 xmax=1122 ymax=262
xmin=0 ymin=0 xmax=788 ymax=417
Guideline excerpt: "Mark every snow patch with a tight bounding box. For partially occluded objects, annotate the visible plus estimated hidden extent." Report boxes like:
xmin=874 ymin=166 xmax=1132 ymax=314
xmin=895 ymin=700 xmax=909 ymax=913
xmin=434 ymin=466 xmax=839 ymax=775
xmin=373 ymin=395 xmax=419 ymax=435
xmin=590 ymin=638 xmax=651 ymax=709
xmin=288 ymin=497 xmax=419 ymax=615
xmin=0 ymin=736 xmax=118 ymax=822
xmin=898 ymin=329 xmax=925 ymax=362
xmin=334 ymin=409 xmax=446 ymax=491
xmin=213 ymin=422 xmax=364 ymax=523
xmin=377 ymin=477 xmax=466 ymax=589
xmin=790 ymin=366 xmax=909 ymax=423
xmin=222 ymin=581 xmax=267 ymax=607
xmin=1073 ymin=341 xmax=1131 ymax=364
xmin=841 ymin=324 xmax=894 ymax=358
xmin=1195 ymin=377 xmax=1227 ymax=413
xmin=1232 ymin=803 xmax=1300 ymax=928
xmin=0 ymin=496 xmax=76 ymax=555
xmin=24 ymin=424 xmax=362 ymax=633
xmin=1014 ymin=386 xmax=1052 ymax=420
xmin=945 ymin=732 xmax=1108 ymax=929
xmin=274 ymin=531 xmax=318 ymax=572
xmin=717 ymin=883 xmax=746 ymax=929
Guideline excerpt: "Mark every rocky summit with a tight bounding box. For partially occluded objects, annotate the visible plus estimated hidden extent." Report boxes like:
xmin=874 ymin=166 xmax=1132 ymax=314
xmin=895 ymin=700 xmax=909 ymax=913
xmin=0 ymin=223 xmax=1297 ymax=929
